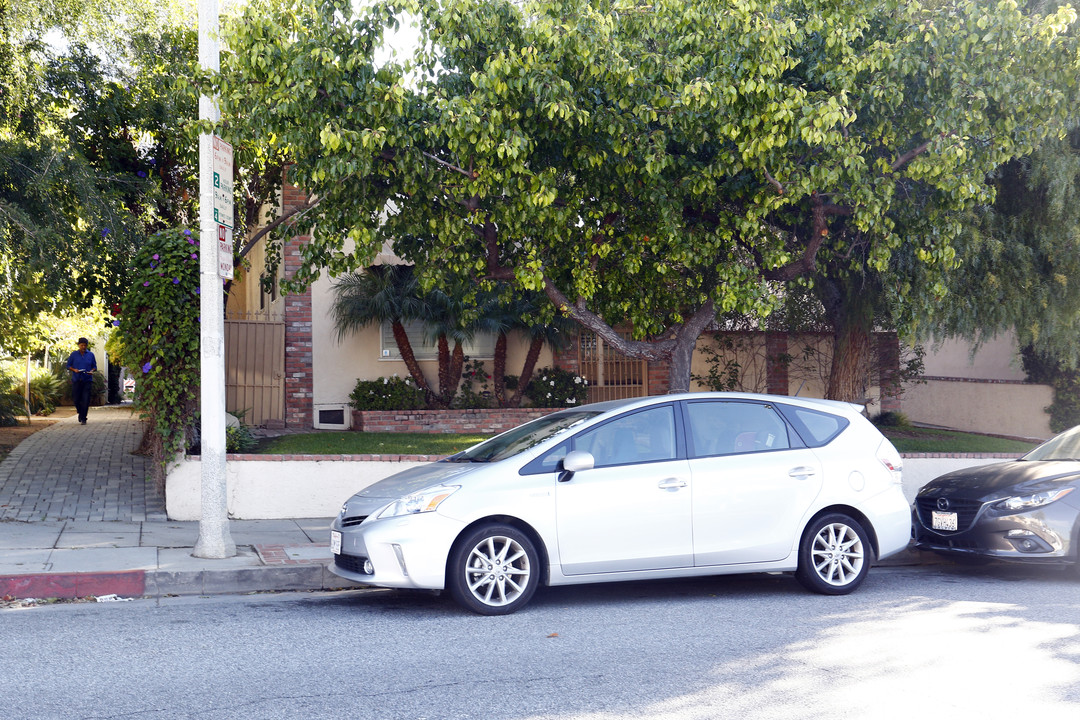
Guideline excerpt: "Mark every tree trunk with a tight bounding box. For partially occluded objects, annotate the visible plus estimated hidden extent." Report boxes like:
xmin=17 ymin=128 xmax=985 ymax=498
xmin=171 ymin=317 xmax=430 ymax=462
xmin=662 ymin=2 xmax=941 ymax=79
xmin=448 ymin=341 xmax=465 ymax=404
xmin=666 ymin=301 xmax=718 ymax=393
xmin=434 ymin=334 xmax=451 ymax=408
xmin=826 ymin=319 xmax=873 ymax=402
xmin=508 ymin=335 xmax=545 ymax=407
xmin=493 ymin=331 xmax=507 ymax=406
xmin=391 ymin=321 xmax=432 ymax=397
xmin=820 ymin=276 xmax=876 ymax=403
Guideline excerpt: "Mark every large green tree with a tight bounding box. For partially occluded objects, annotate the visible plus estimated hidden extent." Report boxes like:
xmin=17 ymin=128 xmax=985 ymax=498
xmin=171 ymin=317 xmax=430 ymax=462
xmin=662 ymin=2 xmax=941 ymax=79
xmin=217 ymin=0 xmax=1080 ymax=399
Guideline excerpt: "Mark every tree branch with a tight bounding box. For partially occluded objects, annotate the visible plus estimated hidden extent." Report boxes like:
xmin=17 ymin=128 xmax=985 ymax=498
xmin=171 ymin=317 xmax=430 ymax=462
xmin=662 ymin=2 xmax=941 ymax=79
xmin=236 ymin=195 xmax=323 ymax=261
xmin=891 ymin=135 xmax=941 ymax=172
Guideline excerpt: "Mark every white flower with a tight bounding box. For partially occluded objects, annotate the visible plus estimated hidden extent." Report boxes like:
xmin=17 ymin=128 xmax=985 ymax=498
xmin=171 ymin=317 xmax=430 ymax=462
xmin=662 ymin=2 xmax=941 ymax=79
xmin=546 ymin=392 xmax=552 ymax=398
xmin=574 ymin=377 xmax=582 ymax=384
xmin=382 ymin=377 xmax=388 ymax=384
xmin=567 ymin=398 xmax=576 ymax=404
xmin=550 ymin=380 xmax=556 ymax=386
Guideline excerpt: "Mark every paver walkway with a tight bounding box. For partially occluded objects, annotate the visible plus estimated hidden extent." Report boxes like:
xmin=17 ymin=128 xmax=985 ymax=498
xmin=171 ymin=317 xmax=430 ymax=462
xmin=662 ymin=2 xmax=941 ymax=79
xmin=0 ymin=405 xmax=164 ymax=522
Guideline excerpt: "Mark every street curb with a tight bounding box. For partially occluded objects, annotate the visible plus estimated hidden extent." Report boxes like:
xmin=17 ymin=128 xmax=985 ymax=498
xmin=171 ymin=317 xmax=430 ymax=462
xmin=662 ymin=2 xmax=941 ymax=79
xmin=1 ymin=564 xmax=365 ymax=601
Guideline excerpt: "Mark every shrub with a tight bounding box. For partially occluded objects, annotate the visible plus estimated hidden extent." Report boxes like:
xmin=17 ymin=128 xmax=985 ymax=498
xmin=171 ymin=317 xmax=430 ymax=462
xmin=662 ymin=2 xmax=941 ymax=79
xmin=0 ymin=367 xmax=21 ymax=427
xmin=349 ymin=376 xmax=426 ymax=411
xmin=453 ymin=357 xmax=494 ymax=409
xmin=112 ymin=227 xmax=201 ymax=481
xmin=524 ymin=367 xmax=589 ymax=408
xmin=871 ymin=411 xmax=910 ymax=428
xmin=28 ymin=368 xmax=63 ymax=415
xmin=226 ymin=424 xmax=258 ymax=453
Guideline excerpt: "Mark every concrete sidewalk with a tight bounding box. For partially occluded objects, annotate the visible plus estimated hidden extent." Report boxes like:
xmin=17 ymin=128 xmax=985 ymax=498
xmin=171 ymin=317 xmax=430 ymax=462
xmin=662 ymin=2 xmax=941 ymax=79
xmin=0 ymin=406 xmax=362 ymax=601
xmin=0 ymin=517 xmax=362 ymax=600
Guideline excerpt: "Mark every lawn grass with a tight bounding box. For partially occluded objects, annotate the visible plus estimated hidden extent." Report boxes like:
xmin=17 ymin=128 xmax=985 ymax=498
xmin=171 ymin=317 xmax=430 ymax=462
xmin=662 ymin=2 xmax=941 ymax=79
xmin=255 ymin=425 xmax=1039 ymax=457
xmin=255 ymin=431 xmax=492 ymax=456
xmin=880 ymin=426 xmax=1038 ymax=454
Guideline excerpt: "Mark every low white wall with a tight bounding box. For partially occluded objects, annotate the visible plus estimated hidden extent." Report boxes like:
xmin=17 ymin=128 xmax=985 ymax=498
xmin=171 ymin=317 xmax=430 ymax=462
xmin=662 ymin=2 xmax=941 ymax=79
xmin=167 ymin=455 xmax=1023 ymax=521
xmin=167 ymin=458 xmax=426 ymax=520
xmin=899 ymin=456 xmax=1017 ymax=504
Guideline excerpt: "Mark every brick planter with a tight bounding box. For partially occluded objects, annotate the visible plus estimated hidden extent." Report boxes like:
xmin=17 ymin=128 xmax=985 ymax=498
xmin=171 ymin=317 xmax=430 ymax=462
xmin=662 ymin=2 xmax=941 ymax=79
xmin=352 ymin=408 xmax=556 ymax=434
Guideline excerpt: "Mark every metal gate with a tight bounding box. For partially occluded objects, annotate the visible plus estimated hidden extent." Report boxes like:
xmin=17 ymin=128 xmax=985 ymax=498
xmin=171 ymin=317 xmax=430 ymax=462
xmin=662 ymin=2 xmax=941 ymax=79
xmin=579 ymin=331 xmax=648 ymax=402
xmin=225 ymin=317 xmax=285 ymax=426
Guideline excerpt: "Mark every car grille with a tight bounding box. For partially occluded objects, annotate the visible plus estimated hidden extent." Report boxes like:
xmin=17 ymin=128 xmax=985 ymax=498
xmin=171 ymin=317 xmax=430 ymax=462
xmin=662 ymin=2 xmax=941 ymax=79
xmin=915 ymin=497 xmax=984 ymax=533
xmin=342 ymin=515 xmax=367 ymax=528
xmin=335 ymin=553 xmax=372 ymax=575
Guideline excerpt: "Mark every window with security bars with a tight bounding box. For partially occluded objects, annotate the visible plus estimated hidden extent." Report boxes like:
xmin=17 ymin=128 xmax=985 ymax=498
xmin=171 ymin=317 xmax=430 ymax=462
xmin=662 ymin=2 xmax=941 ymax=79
xmin=579 ymin=331 xmax=648 ymax=402
xmin=380 ymin=320 xmax=496 ymax=360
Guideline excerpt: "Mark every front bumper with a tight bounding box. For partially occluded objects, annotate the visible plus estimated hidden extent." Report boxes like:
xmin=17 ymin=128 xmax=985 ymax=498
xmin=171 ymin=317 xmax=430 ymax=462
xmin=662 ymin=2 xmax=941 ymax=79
xmin=913 ymin=501 xmax=1080 ymax=565
xmin=329 ymin=512 xmax=467 ymax=590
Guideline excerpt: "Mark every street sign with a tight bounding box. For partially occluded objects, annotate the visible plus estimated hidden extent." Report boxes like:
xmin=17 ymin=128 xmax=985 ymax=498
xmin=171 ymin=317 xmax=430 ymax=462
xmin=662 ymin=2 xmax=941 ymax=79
xmin=212 ymin=136 xmax=233 ymax=229
xmin=217 ymin=224 xmax=233 ymax=280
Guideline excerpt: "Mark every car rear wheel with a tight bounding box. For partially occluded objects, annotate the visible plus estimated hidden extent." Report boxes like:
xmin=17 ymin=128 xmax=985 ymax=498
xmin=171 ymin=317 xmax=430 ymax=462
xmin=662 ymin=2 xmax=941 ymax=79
xmin=448 ymin=525 xmax=540 ymax=615
xmin=796 ymin=513 xmax=872 ymax=595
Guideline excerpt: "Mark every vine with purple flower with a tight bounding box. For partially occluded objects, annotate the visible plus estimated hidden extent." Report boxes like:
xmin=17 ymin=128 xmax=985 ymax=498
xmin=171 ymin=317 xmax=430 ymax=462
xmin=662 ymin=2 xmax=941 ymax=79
xmin=111 ymin=227 xmax=202 ymax=484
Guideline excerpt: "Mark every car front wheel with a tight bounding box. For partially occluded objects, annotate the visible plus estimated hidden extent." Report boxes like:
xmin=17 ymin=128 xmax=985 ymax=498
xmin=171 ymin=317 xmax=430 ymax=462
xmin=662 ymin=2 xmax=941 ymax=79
xmin=795 ymin=513 xmax=872 ymax=595
xmin=448 ymin=525 xmax=540 ymax=615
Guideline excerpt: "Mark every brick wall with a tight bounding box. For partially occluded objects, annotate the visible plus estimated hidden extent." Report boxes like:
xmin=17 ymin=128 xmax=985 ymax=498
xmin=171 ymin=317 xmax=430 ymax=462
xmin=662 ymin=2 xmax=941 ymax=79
xmin=765 ymin=332 xmax=789 ymax=395
xmin=283 ymin=233 xmax=314 ymax=429
xmin=353 ymin=408 xmax=556 ymax=434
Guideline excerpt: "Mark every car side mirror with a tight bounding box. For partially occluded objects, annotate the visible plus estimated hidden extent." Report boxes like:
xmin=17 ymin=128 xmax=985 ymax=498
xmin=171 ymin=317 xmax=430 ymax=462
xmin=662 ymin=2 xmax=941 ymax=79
xmin=558 ymin=450 xmax=594 ymax=482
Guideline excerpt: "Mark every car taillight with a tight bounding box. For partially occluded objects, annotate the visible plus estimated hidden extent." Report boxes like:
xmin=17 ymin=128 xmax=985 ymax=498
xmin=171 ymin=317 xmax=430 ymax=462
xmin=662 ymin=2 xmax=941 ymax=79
xmin=877 ymin=440 xmax=903 ymax=485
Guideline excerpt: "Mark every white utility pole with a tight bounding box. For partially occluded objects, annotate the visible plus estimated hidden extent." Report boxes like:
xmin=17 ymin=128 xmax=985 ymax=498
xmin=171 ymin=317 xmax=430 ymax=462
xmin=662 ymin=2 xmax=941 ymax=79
xmin=194 ymin=0 xmax=235 ymax=559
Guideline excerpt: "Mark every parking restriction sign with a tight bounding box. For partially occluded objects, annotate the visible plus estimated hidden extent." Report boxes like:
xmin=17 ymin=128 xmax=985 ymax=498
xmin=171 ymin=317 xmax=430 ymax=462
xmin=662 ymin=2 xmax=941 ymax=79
xmin=217 ymin=224 xmax=233 ymax=280
xmin=212 ymin=136 xmax=233 ymax=229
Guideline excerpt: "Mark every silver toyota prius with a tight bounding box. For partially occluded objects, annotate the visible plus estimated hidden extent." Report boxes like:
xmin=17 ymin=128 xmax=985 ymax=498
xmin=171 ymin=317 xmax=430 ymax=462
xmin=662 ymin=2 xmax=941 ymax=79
xmin=330 ymin=392 xmax=910 ymax=614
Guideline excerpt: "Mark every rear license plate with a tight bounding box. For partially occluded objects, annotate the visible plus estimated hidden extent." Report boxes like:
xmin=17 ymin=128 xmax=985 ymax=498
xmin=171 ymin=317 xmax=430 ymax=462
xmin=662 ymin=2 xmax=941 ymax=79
xmin=932 ymin=511 xmax=958 ymax=531
xmin=330 ymin=530 xmax=342 ymax=555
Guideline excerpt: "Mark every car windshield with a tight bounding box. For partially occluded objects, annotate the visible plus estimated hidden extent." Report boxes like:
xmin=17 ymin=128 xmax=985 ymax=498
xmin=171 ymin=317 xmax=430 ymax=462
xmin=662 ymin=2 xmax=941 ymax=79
xmin=1022 ymin=425 xmax=1080 ymax=461
xmin=447 ymin=411 xmax=600 ymax=463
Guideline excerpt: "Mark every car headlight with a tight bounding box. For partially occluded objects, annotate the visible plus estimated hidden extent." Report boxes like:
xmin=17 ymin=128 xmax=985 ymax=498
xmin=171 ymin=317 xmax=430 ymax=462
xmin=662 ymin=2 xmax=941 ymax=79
xmin=378 ymin=485 xmax=460 ymax=519
xmin=994 ymin=487 xmax=1074 ymax=512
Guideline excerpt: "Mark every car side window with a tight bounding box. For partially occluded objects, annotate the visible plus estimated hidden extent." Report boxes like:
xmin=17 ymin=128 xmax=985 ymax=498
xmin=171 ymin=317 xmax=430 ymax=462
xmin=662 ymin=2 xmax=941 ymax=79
xmin=686 ymin=401 xmax=791 ymax=458
xmin=776 ymin=405 xmax=850 ymax=448
xmin=574 ymin=405 xmax=677 ymax=468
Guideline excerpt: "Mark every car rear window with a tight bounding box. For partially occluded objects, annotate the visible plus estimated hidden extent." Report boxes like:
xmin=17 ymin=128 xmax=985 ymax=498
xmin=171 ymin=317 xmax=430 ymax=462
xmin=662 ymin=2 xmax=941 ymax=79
xmin=780 ymin=406 xmax=849 ymax=447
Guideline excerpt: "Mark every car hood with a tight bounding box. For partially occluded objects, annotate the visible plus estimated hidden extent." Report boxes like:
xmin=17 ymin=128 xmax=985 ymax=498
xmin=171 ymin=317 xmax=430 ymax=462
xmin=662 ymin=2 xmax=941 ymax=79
xmin=920 ymin=460 xmax=1080 ymax=498
xmin=342 ymin=461 xmax=487 ymax=516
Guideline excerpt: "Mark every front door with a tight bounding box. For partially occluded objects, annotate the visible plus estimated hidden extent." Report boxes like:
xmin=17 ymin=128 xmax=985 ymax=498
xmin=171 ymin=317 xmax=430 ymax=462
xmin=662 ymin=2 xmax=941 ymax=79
xmin=555 ymin=404 xmax=693 ymax=575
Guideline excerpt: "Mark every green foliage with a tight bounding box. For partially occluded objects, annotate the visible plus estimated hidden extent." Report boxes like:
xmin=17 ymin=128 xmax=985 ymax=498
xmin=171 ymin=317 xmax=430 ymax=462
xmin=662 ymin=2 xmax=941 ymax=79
xmin=112 ymin=228 xmax=201 ymax=474
xmin=225 ymin=424 xmax=259 ymax=453
xmin=217 ymin=0 xmax=1080 ymax=399
xmin=349 ymin=376 xmax=427 ymax=411
xmin=29 ymin=368 xmax=63 ymax=415
xmin=871 ymin=411 xmax=911 ymax=429
xmin=453 ymin=357 xmax=494 ymax=409
xmin=524 ymin=368 xmax=589 ymax=408
xmin=1022 ymin=345 xmax=1080 ymax=432
xmin=0 ymin=365 xmax=24 ymax=426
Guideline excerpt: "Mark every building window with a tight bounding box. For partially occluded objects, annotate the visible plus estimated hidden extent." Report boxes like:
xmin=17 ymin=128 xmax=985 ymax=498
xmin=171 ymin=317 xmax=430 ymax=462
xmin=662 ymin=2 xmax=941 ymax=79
xmin=380 ymin=320 xmax=496 ymax=360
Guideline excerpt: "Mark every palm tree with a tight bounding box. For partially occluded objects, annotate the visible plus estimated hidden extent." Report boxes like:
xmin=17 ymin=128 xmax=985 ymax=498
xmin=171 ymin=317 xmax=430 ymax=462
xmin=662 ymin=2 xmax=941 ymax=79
xmin=331 ymin=265 xmax=434 ymax=399
xmin=475 ymin=288 xmax=577 ymax=407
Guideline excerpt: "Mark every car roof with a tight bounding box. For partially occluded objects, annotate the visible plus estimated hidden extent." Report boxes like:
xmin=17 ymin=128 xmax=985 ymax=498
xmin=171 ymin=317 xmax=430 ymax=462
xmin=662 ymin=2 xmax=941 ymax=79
xmin=558 ymin=392 xmax=864 ymax=418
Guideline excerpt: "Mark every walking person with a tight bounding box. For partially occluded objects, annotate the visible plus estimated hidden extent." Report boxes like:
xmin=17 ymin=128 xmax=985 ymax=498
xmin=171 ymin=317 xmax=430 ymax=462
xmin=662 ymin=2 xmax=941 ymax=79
xmin=67 ymin=337 xmax=97 ymax=425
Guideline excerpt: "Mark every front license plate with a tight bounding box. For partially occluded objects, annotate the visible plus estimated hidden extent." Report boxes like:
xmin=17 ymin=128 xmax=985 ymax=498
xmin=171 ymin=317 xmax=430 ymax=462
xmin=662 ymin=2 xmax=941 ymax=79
xmin=330 ymin=530 xmax=342 ymax=555
xmin=932 ymin=511 xmax=958 ymax=531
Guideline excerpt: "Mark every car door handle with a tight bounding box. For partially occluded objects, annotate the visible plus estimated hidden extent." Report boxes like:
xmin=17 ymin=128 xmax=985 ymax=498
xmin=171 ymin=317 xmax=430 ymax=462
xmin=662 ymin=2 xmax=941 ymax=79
xmin=788 ymin=466 xmax=817 ymax=480
xmin=658 ymin=478 xmax=688 ymax=490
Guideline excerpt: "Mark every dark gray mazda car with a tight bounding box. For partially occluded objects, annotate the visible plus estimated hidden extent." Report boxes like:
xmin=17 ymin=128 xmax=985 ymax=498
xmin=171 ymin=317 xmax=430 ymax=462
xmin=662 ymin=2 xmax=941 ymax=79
xmin=913 ymin=425 xmax=1080 ymax=570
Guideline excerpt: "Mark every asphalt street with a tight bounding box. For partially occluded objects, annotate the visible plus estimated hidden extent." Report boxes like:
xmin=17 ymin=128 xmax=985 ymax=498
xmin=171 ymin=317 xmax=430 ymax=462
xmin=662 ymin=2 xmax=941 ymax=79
xmin=2 ymin=563 xmax=1078 ymax=720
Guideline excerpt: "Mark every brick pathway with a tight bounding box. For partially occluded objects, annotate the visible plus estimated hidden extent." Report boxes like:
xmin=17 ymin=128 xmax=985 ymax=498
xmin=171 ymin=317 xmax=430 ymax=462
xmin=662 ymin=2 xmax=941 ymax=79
xmin=0 ymin=405 xmax=164 ymax=522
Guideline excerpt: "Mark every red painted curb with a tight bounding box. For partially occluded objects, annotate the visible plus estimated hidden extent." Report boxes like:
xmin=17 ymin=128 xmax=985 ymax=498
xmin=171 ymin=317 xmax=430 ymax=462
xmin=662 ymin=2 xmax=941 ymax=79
xmin=0 ymin=571 xmax=146 ymax=600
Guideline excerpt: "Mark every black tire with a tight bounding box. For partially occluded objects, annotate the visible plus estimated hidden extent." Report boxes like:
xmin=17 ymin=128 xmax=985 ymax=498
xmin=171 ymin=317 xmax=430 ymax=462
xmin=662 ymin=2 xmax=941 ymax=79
xmin=447 ymin=524 xmax=540 ymax=615
xmin=795 ymin=513 xmax=872 ymax=595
